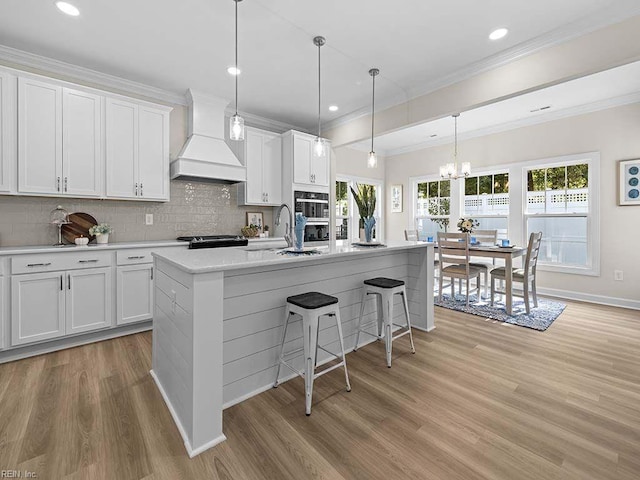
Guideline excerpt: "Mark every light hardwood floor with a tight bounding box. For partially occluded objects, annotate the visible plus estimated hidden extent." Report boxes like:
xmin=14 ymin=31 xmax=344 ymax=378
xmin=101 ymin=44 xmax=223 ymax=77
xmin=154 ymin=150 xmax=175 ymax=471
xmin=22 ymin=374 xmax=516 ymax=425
xmin=1 ymin=300 xmax=639 ymax=479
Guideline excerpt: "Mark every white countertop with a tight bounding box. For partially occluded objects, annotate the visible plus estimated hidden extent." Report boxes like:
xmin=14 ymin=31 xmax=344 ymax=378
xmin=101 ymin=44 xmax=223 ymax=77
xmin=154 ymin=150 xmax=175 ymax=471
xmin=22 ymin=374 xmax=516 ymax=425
xmin=0 ymin=236 xmax=286 ymax=256
xmin=153 ymin=241 xmax=432 ymax=274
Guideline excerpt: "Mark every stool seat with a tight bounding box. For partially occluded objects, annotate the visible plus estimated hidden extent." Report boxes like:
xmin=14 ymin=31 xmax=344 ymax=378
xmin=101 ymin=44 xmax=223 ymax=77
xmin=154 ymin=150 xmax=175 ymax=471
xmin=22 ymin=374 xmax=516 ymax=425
xmin=287 ymin=292 xmax=339 ymax=309
xmin=363 ymin=277 xmax=405 ymax=289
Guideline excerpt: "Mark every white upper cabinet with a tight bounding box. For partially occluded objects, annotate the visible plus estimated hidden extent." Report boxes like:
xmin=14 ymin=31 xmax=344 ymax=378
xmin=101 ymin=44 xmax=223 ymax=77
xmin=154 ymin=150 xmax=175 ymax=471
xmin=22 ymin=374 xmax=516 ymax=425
xmin=237 ymin=127 xmax=282 ymax=206
xmin=285 ymin=130 xmax=329 ymax=187
xmin=62 ymin=88 xmax=102 ymax=197
xmin=18 ymin=78 xmax=103 ymax=197
xmin=106 ymin=98 xmax=170 ymax=201
xmin=0 ymin=69 xmax=17 ymax=194
xmin=18 ymin=77 xmax=63 ymax=195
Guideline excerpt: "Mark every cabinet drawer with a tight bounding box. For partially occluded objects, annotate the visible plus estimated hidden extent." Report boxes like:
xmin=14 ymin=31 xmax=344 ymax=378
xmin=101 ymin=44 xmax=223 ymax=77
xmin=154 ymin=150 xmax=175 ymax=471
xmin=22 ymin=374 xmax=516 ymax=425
xmin=11 ymin=251 xmax=112 ymax=274
xmin=117 ymin=249 xmax=154 ymax=265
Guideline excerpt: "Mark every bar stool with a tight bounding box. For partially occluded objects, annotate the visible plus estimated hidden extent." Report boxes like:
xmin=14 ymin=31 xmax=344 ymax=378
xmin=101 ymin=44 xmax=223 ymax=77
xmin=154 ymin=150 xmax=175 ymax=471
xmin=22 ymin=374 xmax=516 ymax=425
xmin=273 ymin=292 xmax=351 ymax=416
xmin=354 ymin=277 xmax=415 ymax=367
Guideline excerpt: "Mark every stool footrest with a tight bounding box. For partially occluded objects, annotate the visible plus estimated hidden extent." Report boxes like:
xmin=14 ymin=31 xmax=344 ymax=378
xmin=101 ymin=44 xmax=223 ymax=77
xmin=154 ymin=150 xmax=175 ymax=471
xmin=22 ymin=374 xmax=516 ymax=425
xmin=279 ymin=359 xmax=304 ymax=378
xmin=392 ymin=328 xmax=411 ymax=341
xmin=282 ymin=347 xmax=304 ymax=357
xmin=314 ymin=361 xmax=346 ymax=380
xmin=317 ymin=344 xmax=341 ymax=360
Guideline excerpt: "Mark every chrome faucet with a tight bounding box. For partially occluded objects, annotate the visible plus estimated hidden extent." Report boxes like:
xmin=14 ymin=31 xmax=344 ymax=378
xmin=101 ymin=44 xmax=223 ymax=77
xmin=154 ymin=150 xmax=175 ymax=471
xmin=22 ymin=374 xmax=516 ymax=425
xmin=275 ymin=203 xmax=294 ymax=248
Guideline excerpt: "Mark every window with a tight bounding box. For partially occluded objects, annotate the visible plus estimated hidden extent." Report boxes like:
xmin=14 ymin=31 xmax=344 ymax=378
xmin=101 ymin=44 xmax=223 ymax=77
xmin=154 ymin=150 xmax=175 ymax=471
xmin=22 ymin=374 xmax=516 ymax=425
xmin=415 ymin=179 xmax=450 ymax=239
xmin=464 ymin=172 xmax=509 ymax=238
xmin=335 ymin=177 xmax=383 ymax=243
xmin=524 ymin=159 xmax=597 ymax=273
xmin=335 ymin=181 xmax=349 ymax=240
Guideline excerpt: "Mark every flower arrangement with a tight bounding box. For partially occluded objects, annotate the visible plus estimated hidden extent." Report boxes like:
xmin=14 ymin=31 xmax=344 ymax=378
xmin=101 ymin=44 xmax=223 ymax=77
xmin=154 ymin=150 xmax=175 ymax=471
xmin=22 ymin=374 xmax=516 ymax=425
xmin=241 ymin=224 xmax=260 ymax=238
xmin=89 ymin=223 xmax=113 ymax=236
xmin=457 ymin=217 xmax=479 ymax=233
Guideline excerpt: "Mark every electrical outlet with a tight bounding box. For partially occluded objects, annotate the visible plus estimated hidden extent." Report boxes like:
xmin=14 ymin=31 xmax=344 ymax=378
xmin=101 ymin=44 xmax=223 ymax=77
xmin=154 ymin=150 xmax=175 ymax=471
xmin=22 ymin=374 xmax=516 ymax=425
xmin=145 ymin=214 xmax=153 ymax=225
xmin=614 ymin=270 xmax=624 ymax=281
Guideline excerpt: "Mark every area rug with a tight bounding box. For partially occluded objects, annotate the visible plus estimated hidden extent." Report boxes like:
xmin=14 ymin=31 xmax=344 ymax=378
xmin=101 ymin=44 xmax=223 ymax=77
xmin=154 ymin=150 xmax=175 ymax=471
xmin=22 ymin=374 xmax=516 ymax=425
xmin=434 ymin=293 xmax=566 ymax=331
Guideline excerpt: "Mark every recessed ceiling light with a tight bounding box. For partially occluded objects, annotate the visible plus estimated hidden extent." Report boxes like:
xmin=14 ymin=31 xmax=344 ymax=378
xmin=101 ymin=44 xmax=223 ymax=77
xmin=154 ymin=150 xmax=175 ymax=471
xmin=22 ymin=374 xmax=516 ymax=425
xmin=226 ymin=66 xmax=241 ymax=76
xmin=55 ymin=1 xmax=80 ymax=16
xmin=329 ymin=105 xmax=339 ymax=112
xmin=489 ymin=28 xmax=508 ymax=40
xmin=429 ymin=134 xmax=438 ymax=138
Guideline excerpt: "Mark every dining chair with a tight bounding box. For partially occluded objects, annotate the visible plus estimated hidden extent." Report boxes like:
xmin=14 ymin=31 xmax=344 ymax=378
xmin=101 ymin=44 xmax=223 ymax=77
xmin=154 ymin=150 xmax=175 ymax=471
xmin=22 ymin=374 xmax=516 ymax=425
xmin=404 ymin=229 xmax=418 ymax=241
xmin=490 ymin=232 xmax=543 ymax=314
xmin=437 ymin=232 xmax=483 ymax=307
xmin=468 ymin=229 xmax=498 ymax=298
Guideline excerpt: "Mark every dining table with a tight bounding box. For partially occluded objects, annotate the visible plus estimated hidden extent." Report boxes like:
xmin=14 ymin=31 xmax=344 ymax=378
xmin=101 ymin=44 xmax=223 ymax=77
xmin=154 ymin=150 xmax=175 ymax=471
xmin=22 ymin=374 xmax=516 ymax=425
xmin=433 ymin=243 xmax=526 ymax=315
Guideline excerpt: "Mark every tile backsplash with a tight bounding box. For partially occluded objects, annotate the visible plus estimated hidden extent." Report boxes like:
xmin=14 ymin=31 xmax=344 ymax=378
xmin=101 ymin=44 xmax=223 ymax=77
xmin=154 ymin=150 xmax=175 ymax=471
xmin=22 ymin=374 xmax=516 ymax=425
xmin=0 ymin=180 xmax=274 ymax=247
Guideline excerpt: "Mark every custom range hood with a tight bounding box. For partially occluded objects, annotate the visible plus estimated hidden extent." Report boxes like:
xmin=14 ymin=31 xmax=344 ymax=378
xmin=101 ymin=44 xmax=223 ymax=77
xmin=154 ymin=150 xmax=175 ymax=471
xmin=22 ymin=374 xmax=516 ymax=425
xmin=170 ymin=89 xmax=246 ymax=183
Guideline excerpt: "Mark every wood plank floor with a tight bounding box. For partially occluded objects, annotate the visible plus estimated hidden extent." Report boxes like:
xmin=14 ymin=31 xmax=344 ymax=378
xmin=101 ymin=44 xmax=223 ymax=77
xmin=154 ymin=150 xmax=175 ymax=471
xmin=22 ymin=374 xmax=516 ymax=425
xmin=1 ymin=300 xmax=640 ymax=479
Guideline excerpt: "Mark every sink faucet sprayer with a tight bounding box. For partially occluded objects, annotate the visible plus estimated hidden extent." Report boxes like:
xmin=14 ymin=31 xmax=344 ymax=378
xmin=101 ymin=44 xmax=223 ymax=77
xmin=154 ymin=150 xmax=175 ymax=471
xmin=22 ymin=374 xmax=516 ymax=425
xmin=274 ymin=203 xmax=294 ymax=248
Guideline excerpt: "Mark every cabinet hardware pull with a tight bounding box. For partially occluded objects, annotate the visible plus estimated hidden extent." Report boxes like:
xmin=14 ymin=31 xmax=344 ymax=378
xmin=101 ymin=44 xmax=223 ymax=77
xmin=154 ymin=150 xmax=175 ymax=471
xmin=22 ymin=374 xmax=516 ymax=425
xmin=79 ymin=259 xmax=99 ymax=263
xmin=60 ymin=275 xmax=63 ymax=291
xmin=140 ymin=183 xmax=144 ymax=196
xmin=127 ymin=255 xmax=145 ymax=259
xmin=27 ymin=262 xmax=52 ymax=267
xmin=57 ymin=177 xmax=61 ymax=191
xmin=135 ymin=183 xmax=138 ymax=196
xmin=151 ymin=267 xmax=154 ymax=280
xmin=64 ymin=177 xmax=68 ymax=192
xmin=67 ymin=274 xmax=71 ymax=290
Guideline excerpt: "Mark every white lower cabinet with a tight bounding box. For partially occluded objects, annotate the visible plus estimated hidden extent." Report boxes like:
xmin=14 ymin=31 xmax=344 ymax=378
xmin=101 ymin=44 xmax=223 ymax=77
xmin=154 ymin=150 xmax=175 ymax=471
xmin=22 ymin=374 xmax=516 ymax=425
xmin=11 ymin=271 xmax=65 ymax=345
xmin=11 ymin=267 xmax=112 ymax=346
xmin=117 ymin=264 xmax=153 ymax=325
xmin=66 ymin=267 xmax=112 ymax=334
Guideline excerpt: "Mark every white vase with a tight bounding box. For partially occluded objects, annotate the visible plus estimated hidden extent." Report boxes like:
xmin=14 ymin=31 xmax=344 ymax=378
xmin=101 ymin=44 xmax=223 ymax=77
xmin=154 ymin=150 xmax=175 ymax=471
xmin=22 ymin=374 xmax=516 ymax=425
xmin=95 ymin=233 xmax=109 ymax=244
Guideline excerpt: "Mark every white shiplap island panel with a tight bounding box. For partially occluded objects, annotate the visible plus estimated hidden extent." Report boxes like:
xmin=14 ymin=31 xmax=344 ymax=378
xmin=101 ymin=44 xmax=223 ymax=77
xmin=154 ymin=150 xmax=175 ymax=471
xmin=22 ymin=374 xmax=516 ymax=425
xmin=151 ymin=241 xmax=434 ymax=457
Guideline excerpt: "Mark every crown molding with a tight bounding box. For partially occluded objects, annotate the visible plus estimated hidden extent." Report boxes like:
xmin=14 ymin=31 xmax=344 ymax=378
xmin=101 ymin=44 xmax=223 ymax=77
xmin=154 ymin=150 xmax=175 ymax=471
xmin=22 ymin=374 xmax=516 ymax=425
xmin=0 ymin=44 xmax=187 ymax=106
xmin=323 ymin=5 xmax=640 ymax=133
xmin=382 ymin=92 xmax=640 ymax=157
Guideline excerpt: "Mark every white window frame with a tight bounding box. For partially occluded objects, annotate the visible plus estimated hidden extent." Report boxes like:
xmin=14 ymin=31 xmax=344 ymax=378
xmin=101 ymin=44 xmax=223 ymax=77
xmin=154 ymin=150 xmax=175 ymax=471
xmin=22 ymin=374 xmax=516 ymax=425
xmin=522 ymin=152 xmax=600 ymax=276
xmin=410 ymin=176 xmax=452 ymax=239
xmin=336 ymin=175 xmax=384 ymax=243
xmin=462 ymin=169 xmax=510 ymax=239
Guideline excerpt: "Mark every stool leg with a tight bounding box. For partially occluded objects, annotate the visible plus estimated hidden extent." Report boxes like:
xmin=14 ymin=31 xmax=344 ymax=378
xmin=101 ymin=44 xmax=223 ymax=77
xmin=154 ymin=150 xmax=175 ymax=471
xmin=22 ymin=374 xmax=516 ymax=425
xmin=401 ymin=290 xmax=416 ymax=354
xmin=273 ymin=306 xmax=291 ymax=388
xmin=304 ymin=313 xmax=319 ymax=416
xmin=384 ymin=294 xmax=393 ymax=368
xmin=376 ymin=293 xmax=384 ymax=339
xmin=353 ymin=287 xmax=367 ymax=351
xmin=333 ymin=310 xmax=351 ymax=392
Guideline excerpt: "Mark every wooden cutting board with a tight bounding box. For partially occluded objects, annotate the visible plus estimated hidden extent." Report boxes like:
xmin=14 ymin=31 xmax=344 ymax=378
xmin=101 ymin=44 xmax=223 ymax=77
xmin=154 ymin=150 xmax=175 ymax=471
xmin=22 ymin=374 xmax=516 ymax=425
xmin=61 ymin=212 xmax=98 ymax=244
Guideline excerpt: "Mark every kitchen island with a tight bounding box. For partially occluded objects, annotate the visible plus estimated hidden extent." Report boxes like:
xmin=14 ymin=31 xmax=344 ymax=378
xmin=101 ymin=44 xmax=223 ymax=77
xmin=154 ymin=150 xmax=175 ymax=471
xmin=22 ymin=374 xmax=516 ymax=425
xmin=151 ymin=241 xmax=434 ymax=457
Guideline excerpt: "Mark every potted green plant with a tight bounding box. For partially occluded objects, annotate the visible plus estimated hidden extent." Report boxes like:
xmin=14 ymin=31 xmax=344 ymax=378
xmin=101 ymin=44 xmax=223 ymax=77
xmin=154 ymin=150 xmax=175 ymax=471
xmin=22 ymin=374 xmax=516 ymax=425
xmin=89 ymin=223 xmax=113 ymax=244
xmin=350 ymin=184 xmax=377 ymax=242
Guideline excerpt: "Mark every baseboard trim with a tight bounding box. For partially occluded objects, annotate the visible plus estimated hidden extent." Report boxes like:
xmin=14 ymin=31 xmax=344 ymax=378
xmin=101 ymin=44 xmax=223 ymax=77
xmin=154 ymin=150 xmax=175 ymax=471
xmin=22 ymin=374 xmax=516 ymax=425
xmin=0 ymin=322 xmax=152 ymax=364
xmin=537 ymin=287 xmax=640 ymax=311
xmin=150 ymin=369 xmax=227 ymax=457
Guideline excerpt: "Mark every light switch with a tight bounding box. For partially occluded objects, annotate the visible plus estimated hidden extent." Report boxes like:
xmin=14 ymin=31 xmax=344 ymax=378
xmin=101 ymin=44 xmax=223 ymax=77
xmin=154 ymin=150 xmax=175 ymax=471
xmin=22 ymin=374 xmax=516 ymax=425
xmin=145 ymin=214 xmax=154 ymax=225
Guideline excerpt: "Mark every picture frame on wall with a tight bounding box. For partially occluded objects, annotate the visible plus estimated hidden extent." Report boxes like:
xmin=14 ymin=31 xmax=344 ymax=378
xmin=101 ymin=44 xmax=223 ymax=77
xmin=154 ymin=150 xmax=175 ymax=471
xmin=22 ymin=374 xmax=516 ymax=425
xmin=618 ymin=159 xmax=640 ymax=205
xmin=246 ymin=212 xmax=264 ymax=231
xmin=391 ymin=184 xmax=403 ymax=213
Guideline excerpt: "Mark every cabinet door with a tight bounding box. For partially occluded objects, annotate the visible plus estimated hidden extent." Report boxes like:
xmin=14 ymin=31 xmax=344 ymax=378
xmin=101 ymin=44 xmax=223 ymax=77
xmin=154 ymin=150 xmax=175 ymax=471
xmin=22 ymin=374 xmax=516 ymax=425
xmin=105 ymin=98 xmax=138 ymax=198
xmin=62 ymin=88 xmax=103 ymax=197
xmin=263 ymin=133 xmax=282 ymax=205
xmin=138 ymin=106 xmax=169 ymax=200
xmin=312 ymin=147 xmax=329 ymax=187
xmin=116 ymin=265 xmax=153 ymax=325
xmin=0 ymin=70 xmax=17 ymax=193
xmin=18 ymin=77 xmax=63 ymax=195
xmin=11 ymin=272 xmax=65 ymax=346
xmin=244 ymin=129 xmax=264 ymax=204
xmin=292 ymin=135 xmax=312 ymax=185
xmin=66 ymin=267 xmax=112 ymax=335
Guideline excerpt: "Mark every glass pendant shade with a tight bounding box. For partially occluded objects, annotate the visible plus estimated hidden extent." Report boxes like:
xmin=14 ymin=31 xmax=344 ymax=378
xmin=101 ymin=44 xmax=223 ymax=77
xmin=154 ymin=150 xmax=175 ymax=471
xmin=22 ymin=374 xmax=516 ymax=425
xmin=461 ymin=162 xmax=471 ymax=176
xmin=314 ymin=136 xmax=326 ymax=157
xmin=367 ymin=151 xmax=378 ymax=169
xmin=229 ymin=114 xmax=245 ymax=141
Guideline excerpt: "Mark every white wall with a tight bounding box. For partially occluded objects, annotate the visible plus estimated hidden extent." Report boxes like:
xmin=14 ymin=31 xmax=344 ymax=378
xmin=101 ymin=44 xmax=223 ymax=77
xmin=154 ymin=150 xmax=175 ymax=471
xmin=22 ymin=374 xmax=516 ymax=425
xmin=383 ymin=103 xmax=640 ymax=305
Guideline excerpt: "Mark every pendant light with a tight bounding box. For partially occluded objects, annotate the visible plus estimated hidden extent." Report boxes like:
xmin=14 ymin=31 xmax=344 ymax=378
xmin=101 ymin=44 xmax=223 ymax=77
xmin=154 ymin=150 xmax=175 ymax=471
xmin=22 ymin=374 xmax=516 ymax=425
xmin=313 ymin=36 xmax=326 ymax=157
xmin=367 ymin=68 xmax=379 ymax=168
xmin=439 ymin=113 xmax=471 ymax=179
xmin=229 ymin=0 xmax=245 ymax=141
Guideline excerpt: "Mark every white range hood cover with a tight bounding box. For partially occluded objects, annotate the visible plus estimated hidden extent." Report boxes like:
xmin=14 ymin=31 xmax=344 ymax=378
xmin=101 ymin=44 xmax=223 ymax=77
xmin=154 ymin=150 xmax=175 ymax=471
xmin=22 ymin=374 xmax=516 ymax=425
xmin=170 ymin=89 xmax=246 ymax=183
